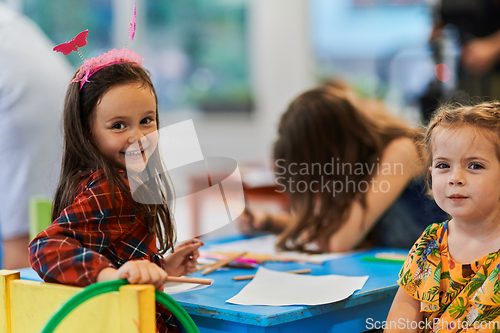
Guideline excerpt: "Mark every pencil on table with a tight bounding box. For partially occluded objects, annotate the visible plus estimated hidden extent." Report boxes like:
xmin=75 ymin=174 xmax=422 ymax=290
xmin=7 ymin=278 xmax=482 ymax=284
xmin=197 ymin=261 xmax=256 ymax=273
xmin=202 ymin=251 xmax=247 ymax=275
xmin=225 ymin=262 xmax=257 ymax=269
xmin=197 ymin=263 xmax=215 ymax=271
xmin=233 ymin=268 xmax=312 ymax=281
xmin=265 ymin=254 xmax=322 ymax=264
xmin=214 ymin=252 xmax=323 ymax=264
xmin=167 ymin=276 xmax=213 ymax=285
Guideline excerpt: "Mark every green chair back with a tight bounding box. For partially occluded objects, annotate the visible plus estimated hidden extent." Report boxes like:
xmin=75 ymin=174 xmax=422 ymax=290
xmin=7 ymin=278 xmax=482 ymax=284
xmin=29 ymin=196 xmax=53 ymax=240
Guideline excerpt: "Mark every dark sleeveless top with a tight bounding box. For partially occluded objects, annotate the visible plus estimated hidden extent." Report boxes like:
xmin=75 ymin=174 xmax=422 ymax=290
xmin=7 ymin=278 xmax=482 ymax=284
xmin=369 ymin=176 xmax=449 ymax=249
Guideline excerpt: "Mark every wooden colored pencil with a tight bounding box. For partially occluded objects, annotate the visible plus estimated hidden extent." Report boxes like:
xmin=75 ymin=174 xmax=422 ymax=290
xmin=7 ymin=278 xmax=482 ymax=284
xmin=232 ymin=268 xmax=312 ymax=281
xmin=214 ymin=252 xmax=323 ymax=264
xmin=196 ymin=263 xmax=215 ymax=271
xmin=225 ymin=262 xmax=257 ymax=269
xmin=202 ymin=251 xmax=247 ymax=275
xmin=167 ymin=276 xmax=213 ymax=285
xmin=196 ymin=261 xmax=256 ymax=272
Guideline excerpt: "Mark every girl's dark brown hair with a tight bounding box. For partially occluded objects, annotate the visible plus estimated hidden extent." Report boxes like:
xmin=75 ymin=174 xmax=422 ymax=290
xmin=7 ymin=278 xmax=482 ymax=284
xmin=52 ymin=62 xmax=175 ymax=255
xmin=423 ymin=102 xmax=500 ymax=185
xmin=274 ymin=84 xmax=423 ymax=252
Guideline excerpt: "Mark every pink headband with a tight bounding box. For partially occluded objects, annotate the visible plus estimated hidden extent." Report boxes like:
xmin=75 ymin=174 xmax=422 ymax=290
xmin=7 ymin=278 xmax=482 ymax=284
xmin=53 ymin=2 xmax=140 ymax=90
xmin=71 ymin=48 xmax=143 ymax=90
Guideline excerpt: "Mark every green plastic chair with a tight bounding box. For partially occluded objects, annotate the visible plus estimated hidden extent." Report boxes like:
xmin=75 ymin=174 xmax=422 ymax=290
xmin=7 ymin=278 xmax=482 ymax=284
xmin=40 ymin=280 xmax=199 ymax=333
xmin=29 ymin=196 xmax=53 ymax=240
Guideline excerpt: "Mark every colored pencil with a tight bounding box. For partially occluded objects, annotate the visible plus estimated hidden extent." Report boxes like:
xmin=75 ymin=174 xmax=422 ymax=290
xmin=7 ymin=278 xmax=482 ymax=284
xmin=167 ymin=276 xmax=213 ymax=285
xmin=362 ymin=252 xmax=407 ymax=264
xmin=196 ymin=262 xmax=256 ymax=272
xmin=196 ymin=263 xmax=215 ymax=271
xmin=213 ymin=252 xmax=322 ymax=264
xmin=200 ymin=253 xmax=263 ymax=264
xmin=232 ymin=268 xmax=312 ymax=281
xmin=202 ymin=251 xmax=248 ymax=275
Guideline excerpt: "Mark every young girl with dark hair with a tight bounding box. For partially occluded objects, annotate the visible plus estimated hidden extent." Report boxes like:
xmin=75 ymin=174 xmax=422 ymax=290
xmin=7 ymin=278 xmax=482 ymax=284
xmin=239 ymin=83 xmax=447 ymax=253
xmin=29 ymin=53 xmax=202 ymax=332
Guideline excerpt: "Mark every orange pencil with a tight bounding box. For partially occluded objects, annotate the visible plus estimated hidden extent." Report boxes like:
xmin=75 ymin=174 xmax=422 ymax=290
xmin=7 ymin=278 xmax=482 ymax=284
xmin=196 ymin=263 xmax=215 ymax=271
xmin=202 ymin=251 xmax=247 ymax=275
xmin=166 ymin=276 xmax=212 ymax=285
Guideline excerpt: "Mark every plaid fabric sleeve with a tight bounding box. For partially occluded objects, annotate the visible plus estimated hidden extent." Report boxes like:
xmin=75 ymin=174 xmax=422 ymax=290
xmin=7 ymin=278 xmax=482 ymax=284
xmin=29 ymin=171 xmax=127 ymax=287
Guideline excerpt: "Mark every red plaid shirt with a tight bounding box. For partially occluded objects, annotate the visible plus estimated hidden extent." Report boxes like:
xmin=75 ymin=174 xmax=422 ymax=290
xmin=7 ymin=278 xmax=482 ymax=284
xmin=29 ymin=169 xmax=178 ymax=333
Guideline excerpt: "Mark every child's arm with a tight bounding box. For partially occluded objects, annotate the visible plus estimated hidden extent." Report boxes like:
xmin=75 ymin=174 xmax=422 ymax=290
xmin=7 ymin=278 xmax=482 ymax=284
xmin=29 ymin=225 xmax=117 ymax=286
xmin=328 ymin=137 xmax=422 ymax=252
xmin=29 ymin=173 xmax=160 ymax=287
xmin=162 ymin=238 xmax=204 ymax=277
xmin=385 ymin=287 xmax=422 ymax=332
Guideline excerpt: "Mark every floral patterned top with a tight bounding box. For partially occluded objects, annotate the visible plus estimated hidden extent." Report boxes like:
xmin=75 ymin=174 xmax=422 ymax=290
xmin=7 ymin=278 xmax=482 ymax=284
xmin=398 ymin=221 xmax=500 ymax=333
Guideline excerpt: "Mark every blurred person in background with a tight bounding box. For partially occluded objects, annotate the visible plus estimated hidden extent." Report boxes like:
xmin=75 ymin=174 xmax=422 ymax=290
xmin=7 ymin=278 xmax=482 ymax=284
xmin=422 ymin=0 xmax=500 ymax=123
xmin=237 ymin=82 xmax=447 ymax=253
xmin=0 ymin=2 xmax=72 ymax=269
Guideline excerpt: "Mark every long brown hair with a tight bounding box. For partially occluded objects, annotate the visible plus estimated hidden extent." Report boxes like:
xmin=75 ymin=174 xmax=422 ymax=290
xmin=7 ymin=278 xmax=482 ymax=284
xmin=52 ymin=62 xmax=175 ymax=255
xmin=274 ymin=84 xmax=423 ymax=252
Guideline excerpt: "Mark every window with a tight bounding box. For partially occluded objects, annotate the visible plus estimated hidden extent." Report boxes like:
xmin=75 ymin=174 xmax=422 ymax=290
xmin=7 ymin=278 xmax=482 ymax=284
xmin=311 ymin=0 xmax=434 ymax=121
xmin=24 ymin=0 xmax=113 ymax=66
xmin=22 ymin=0 xmax=253 ymax=113
xmin=144 ymin=0 xmax=253 ymax=113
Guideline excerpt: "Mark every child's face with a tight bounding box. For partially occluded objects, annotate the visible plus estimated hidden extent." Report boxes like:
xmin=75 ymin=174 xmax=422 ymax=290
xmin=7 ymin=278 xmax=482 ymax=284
xmin=431 ymin=126 xmax=500 ymax=224
xmin=92 ymin=82 xmax=158 ymax=172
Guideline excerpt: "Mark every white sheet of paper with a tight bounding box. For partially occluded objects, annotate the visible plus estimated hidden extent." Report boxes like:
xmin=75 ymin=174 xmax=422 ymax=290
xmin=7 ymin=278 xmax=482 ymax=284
xmin=206 ymin=235 xmax=348 ymax=264
xmin=163 ymin=280 xmax=212 ymax=294
xmin=226 ymin=267 xmax=368 ymax=306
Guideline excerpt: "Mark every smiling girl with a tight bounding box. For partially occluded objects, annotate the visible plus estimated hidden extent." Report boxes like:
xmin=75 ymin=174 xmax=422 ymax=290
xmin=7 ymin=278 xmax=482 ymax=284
xmin=386 ymin=102 xmax=500 ymax=332
xmin=29 ymin=58 xmax=201 ymax=333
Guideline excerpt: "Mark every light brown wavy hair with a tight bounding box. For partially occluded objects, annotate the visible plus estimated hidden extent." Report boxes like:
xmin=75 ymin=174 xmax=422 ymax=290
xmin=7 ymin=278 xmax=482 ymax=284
xmin=52 ymin=62 xmax=175 ymax=255
xmin=423 ymin=102 xmax=500 ymax=187
xmin=274 ymin=82 xmax=423 ymax=252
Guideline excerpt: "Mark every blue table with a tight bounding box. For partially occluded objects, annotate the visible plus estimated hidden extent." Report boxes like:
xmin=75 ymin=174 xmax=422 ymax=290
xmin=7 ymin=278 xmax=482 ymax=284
xmin=170 ymin=241 xmax=406 ymax=333
xmin=20 ymin=239 xmax=407 ymax=332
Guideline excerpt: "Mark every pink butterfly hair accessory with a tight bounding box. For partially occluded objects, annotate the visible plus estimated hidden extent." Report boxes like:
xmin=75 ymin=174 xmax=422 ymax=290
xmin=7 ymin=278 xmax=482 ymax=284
xmin=53 ymin=30 xmax=88 ymax=59
xmin=53 ymin=1 xmax=141 ymax=90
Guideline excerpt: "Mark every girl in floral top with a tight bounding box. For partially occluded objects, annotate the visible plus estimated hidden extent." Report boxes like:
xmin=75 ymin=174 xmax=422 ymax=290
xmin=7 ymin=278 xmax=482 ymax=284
xmin=385 ymin=103 xmax=500 ymax=332
xmin=386 ymin=102 xmax=500 ymax=333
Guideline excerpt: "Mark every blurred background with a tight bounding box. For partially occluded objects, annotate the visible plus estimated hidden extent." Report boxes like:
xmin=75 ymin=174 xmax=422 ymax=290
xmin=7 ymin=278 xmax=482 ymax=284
xmin=5 ymin=0 xmax=479 ymax=252
xmin=5 ymin=0 xmax=449 ymax=164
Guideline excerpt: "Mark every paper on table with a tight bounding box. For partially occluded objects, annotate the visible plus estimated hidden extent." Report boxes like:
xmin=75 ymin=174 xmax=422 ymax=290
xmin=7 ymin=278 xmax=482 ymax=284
xmin=206 ymin=234 xmax=349 ymax=264
xmin=163 ymin=280 xmax=212 ymax=294
xmin=226 ymin=267 xmax=368 ymax=306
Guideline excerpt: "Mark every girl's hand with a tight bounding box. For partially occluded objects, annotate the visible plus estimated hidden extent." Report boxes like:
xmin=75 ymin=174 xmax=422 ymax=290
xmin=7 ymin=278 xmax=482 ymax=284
xmin=235 ymin=209 xmax=269 ymax=234
xmin=97 ymin=260 xmax=168 ymax=291
xmin=163 ymin=238 xmax=204 ymax=277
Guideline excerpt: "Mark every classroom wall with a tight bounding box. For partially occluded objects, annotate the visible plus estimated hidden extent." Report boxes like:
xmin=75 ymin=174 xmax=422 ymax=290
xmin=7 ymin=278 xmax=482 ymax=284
xmin=159 ymin=0 xmax=315 ymax=166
